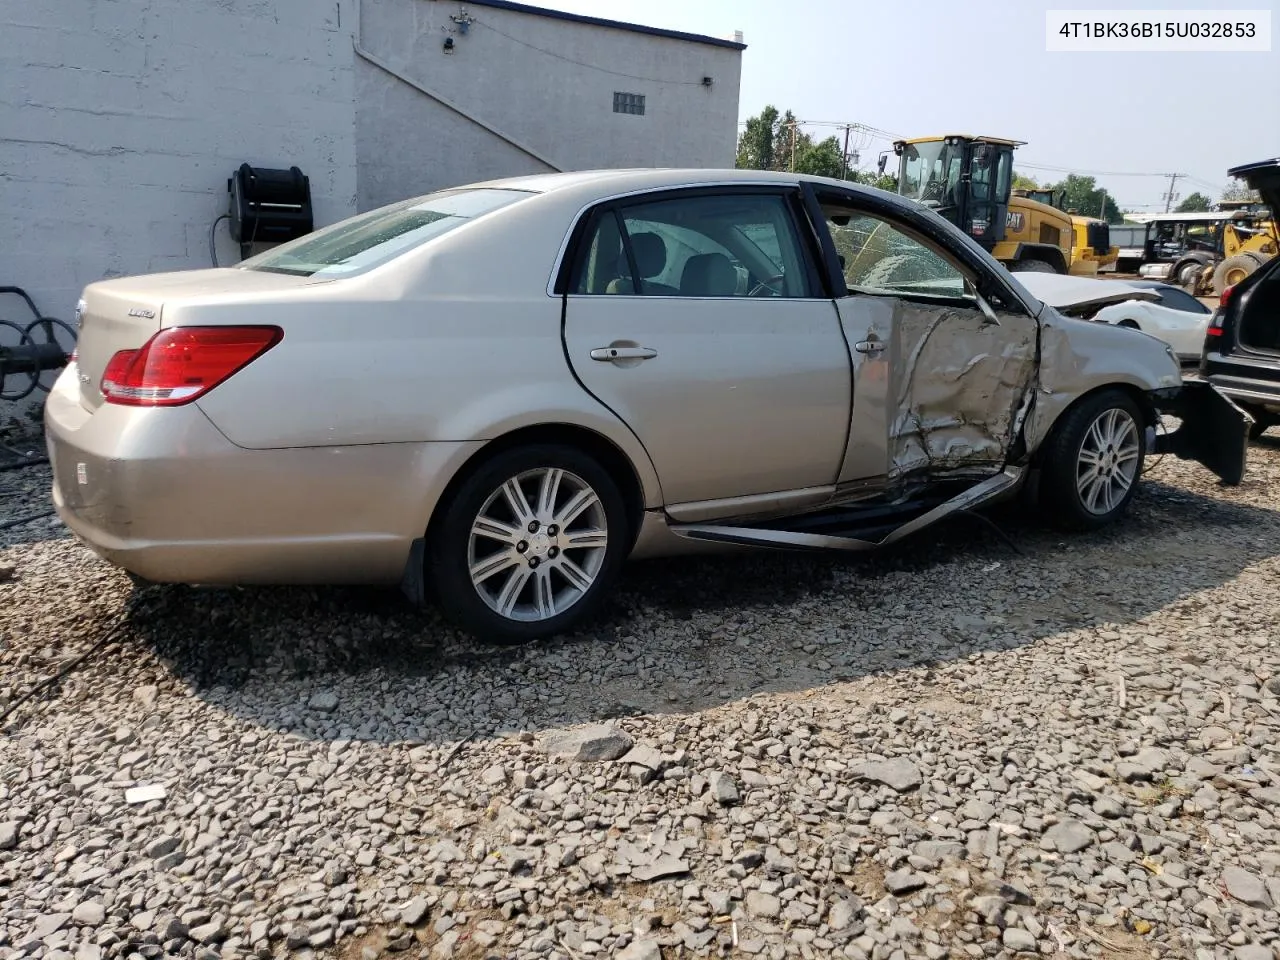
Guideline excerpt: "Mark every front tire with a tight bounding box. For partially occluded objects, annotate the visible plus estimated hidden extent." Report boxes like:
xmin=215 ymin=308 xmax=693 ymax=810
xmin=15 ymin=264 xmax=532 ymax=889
xmin=1039 ymin=389 xmax=1146 ymax=530
xmin=428 ymin=445 xmax=629 ymax=645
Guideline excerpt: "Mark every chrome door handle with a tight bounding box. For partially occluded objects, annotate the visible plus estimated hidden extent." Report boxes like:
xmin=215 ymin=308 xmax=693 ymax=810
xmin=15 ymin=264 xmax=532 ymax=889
xmin=590 ymin=346 xmax=658 ymax=361
xmin=853 ymin=340 xmax=884 ymax=355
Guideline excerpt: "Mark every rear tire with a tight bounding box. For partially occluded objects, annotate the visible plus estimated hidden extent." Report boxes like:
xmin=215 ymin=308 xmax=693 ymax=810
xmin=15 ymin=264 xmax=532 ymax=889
xmin=427 ymin=444 xmax=629 ymax=645
xmin=1039 ymin=389 xmax=1146 ymax=531
xmin=1012 ymin=258 xmax=1058 ymax=274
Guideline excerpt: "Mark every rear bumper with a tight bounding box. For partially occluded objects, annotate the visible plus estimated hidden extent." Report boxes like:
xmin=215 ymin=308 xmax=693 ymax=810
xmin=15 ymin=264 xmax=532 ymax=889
xmin=1151 ymin=379 xmax=1251 ymax=485
xmin=43 ymin=365 xmax=482 ymax=585
xmin=1202 ymin=367 xmax=1280 ymax=411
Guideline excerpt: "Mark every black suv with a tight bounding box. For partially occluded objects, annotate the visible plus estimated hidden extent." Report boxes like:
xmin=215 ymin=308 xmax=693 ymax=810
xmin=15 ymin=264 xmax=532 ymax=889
xmin=1200 ymin=158 xmax=1280 ymax=439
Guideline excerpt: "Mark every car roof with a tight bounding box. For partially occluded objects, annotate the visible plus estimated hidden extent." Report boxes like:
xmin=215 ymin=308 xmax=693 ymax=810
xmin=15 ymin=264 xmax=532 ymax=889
xmin=420 ymin=167 xmax=1047 ymax=316
xmin=460 ymin=167 xmax=877 ymax=196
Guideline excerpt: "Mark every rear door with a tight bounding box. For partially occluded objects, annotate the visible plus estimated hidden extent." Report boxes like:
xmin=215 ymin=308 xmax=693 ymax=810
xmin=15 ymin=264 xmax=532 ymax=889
xmin=560 ymin=185 xmax=854 ymax=520
xmin=805 ymin=185 xmax=1040 ymax=482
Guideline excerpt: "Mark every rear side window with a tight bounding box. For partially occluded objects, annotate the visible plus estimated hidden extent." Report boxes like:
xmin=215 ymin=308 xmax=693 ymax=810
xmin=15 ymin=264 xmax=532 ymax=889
xmin=1153 ymin=286 xmax=1210 ymax=314
xmin=570 ymin=191 xmax=817 ymax=298
xmin=241 ymin=188 xmax=532 ymax=278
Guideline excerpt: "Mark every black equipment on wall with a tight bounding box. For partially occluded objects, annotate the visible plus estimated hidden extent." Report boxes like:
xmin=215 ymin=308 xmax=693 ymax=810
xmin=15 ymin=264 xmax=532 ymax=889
xmin=227 ymin=164 xmax=313 ymax=259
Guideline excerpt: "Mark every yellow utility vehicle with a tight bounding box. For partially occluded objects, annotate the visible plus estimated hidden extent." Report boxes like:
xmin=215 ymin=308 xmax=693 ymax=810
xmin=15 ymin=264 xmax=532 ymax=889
xmin=887 ymin=135 xmax=1073 ymax=274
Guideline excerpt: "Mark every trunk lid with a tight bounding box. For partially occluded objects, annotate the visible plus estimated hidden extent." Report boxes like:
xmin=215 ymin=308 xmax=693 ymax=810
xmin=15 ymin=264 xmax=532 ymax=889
xmin=75 ymin=268 xmax=320 ymax=411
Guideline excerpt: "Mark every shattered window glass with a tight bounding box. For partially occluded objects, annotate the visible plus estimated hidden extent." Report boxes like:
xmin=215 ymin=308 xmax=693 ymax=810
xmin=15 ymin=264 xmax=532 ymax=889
xmin=826 ymin=211 xmax=968 ymax=299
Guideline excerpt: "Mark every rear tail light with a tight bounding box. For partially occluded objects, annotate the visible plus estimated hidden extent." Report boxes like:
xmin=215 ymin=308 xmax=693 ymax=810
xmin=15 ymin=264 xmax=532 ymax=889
xmin=1220 ymin=284 xmax=1236 ymax=310
xmin=1206 ymin=313 xmax=1224 ymax=338
xmin=101 ymin=326 xmax=282 ymax=406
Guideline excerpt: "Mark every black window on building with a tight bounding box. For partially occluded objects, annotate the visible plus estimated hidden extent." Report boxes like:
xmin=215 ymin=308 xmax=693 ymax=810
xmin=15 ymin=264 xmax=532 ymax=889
xmin=613 ymin=92 xmax=646 ymax=116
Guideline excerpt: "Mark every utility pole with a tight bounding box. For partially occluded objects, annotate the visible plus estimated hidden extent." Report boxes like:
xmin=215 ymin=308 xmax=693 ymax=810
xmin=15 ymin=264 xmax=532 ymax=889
xmin=790 ymin=120 xmax=798 ymax=172
xmin=841 ymin=123 xmax=852 ymax=180
xmin=1099 ymin=187 xmax=1107 ymax=219
xmin=1163 ymin=173 xmax=1182 ymax=212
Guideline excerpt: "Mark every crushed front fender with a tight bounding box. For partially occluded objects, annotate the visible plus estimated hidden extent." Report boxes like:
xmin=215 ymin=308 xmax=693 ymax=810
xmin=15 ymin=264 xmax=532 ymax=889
xmin=1152 ymin=380 xmax=1251 ymax=485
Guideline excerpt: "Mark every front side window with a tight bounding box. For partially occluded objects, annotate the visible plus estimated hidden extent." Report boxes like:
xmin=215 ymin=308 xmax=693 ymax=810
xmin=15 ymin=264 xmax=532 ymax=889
xmin=240 ymin=188 xmax=532 ymax=278
xmin=822 ymin=205 xmax=972 ymax=301
xmin=571 ymin=192 xmax=816 ymax=298
xmin=897 ymin=140 xmax=963 ymax=210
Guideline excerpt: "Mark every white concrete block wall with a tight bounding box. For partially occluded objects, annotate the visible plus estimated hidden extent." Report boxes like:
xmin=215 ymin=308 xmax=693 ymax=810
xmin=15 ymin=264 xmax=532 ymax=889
xmin=354 ymin=0 xmax=743 ymax=210
xmin=0 ymin=0 xmax=358 ymax=426
xmin=0 ymin=0 xmax=743 ymax=430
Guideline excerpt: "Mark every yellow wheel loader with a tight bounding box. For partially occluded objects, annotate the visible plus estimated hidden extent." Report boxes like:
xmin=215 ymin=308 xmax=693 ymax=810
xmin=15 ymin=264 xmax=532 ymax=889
xmin=887 ymin=135 xmax=1074 ymax=274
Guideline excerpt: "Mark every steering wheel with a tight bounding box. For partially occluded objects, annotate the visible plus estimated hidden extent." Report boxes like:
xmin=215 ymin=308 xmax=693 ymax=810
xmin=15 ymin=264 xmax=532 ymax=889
xmin=920 ymin=180 xmax=946 ymax=202
xmin=748 ymin=273 xmax=786 ymax=297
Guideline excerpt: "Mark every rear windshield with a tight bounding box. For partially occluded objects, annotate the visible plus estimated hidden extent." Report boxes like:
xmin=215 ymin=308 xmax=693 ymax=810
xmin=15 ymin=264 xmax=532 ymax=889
xmin=239 ymin=188 xmax=533 ymax=278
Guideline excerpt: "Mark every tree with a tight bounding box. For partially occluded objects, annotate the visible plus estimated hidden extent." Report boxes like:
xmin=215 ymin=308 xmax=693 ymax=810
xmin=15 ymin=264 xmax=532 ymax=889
xmin=1176 ymin=192 xmax=1212 ymax=212
xmin=1012 ymin=171 xmax=1039 ymax=191
xmin=1222 ymin=181 xmax=1261 ymax=203
xmin=736 ymin=106 xmax=811 ymax=173
xmin=1044 ymin=174 xmax=1124 ymax=224
xmin=735 ymin=107 xmax=903 ymax=190
xmin=794 ymin=136 xmax=847 ymax=179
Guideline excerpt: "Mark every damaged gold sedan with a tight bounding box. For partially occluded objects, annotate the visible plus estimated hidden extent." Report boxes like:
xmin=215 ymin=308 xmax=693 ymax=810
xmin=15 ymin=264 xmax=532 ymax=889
xmin=47 ymin=169 xmax=1250 ymax=644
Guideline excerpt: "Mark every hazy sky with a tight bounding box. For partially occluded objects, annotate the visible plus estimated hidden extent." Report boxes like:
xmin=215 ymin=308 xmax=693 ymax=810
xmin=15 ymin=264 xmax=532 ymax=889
xmin=535 ymin=0 xmax=1279 ymax=211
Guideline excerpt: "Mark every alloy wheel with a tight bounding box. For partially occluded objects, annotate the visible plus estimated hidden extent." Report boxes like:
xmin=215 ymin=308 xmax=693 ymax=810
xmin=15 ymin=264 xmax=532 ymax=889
xmin=1076 ymin=407 xmax=1141 ymax=516
xmin=467 ymin=467 xmax=609 ymax=622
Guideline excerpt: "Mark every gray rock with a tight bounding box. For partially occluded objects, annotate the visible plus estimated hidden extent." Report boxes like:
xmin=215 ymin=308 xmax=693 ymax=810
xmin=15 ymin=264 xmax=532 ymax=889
xmin=616 ymin=940 xmax=662 ymax=960
xmin=480 ymin=764 xmax=507 ymax=786
xmin=828 ymin=897 xmax=862 ymax=930
xmin=0 ymin=821 xmax=18 ymax=850
xmin=71 ymin=902 xmax=105 ymax=927
xmin=1223 ymin=867 xmax=1273 ymax=908
xmin=1043 ymin=819 xmax=1094 ymax=853
xmin=1002 ymin=928 xmax=1037 ymax=952
xmin=958 ymin=799 xmax=996 ymax=823
xmin=848 ymin=758 xmax=922 ymax=792
xmin=885 ymin=869 xmax=927 ymax=895
xmin=1116 ymin=747 xmax=1169 ymax=782
xmin=145 ymin=836 xmax=180 ymax=859
xmin=708 ymin=771 xmax=741 ymax=806
xmin=540 ymin=723 xmax=633 ymax=762
xmin=308 ymin=690 xmax=339 ymax=712
xmin=914 ymin=840 xmax=965 ymax=864
xmin=745 ymin=891 xmax=781 ymax=919
xmin=188 ymin=923 xmax=227 ymax=945
xmin=29 ymin=914 xmax=71 ymax=939
xmin=1233 ymin=946 xmax=1274 ymax=960
xmin=401 ymin=896 xmax=430 ymax=926
xmin=619 ymin=744 xmax=667 ymax=770
xmin=133 ymin=684 xmax=159 ymax=708
xmin=74 ymin=945 xmax=102 ymax=960
xmin=632 ymin=856 xmax=690 ymax=882
xmin=704 ymin=890 xmax=731 ymax=916
xmin=1091 ymin=796 xmax=1126 ymax=819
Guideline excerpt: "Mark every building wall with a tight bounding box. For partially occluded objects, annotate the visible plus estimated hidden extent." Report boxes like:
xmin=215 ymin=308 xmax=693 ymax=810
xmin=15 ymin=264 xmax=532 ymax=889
xmin=354 ymin=0 xmax=742 ymax=210
xmin=0 ymin=0 xmax=741 ymax=428
xmin=0 ymin=0 xmax=359 ymax=426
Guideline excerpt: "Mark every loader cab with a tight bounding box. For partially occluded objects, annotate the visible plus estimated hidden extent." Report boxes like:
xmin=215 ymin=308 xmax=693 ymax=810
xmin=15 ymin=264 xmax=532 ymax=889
xmin=891 ymin=135 xmax=1017 ymax=250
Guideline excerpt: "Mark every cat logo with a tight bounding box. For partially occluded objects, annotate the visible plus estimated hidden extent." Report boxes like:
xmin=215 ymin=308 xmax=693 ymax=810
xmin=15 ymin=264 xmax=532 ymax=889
xmin=1006 ymin=211 xmax=1025 ymax=232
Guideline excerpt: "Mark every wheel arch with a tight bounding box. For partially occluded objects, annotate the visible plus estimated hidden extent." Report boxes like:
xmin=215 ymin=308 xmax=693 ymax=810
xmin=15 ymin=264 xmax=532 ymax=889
xmin=1010 ymin=243 xmax=1069 ymax=274
xmin=399 ymin=422 xmax=654 ymax=606
xmin=1028 ymin=382 xmax=1158 ymax=467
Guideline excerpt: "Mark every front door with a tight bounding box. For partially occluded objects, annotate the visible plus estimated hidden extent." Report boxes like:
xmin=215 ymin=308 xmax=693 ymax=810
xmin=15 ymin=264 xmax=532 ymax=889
xmin=810 ymin=189 xmax=1040 ymax=482
xmin=561 ymin=186 xmax=853 ymax=519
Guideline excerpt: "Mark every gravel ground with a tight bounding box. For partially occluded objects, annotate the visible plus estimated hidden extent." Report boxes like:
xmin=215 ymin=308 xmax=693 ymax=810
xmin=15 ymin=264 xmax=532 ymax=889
xmin=5 ymin=436 xmax=1280 ymax=960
